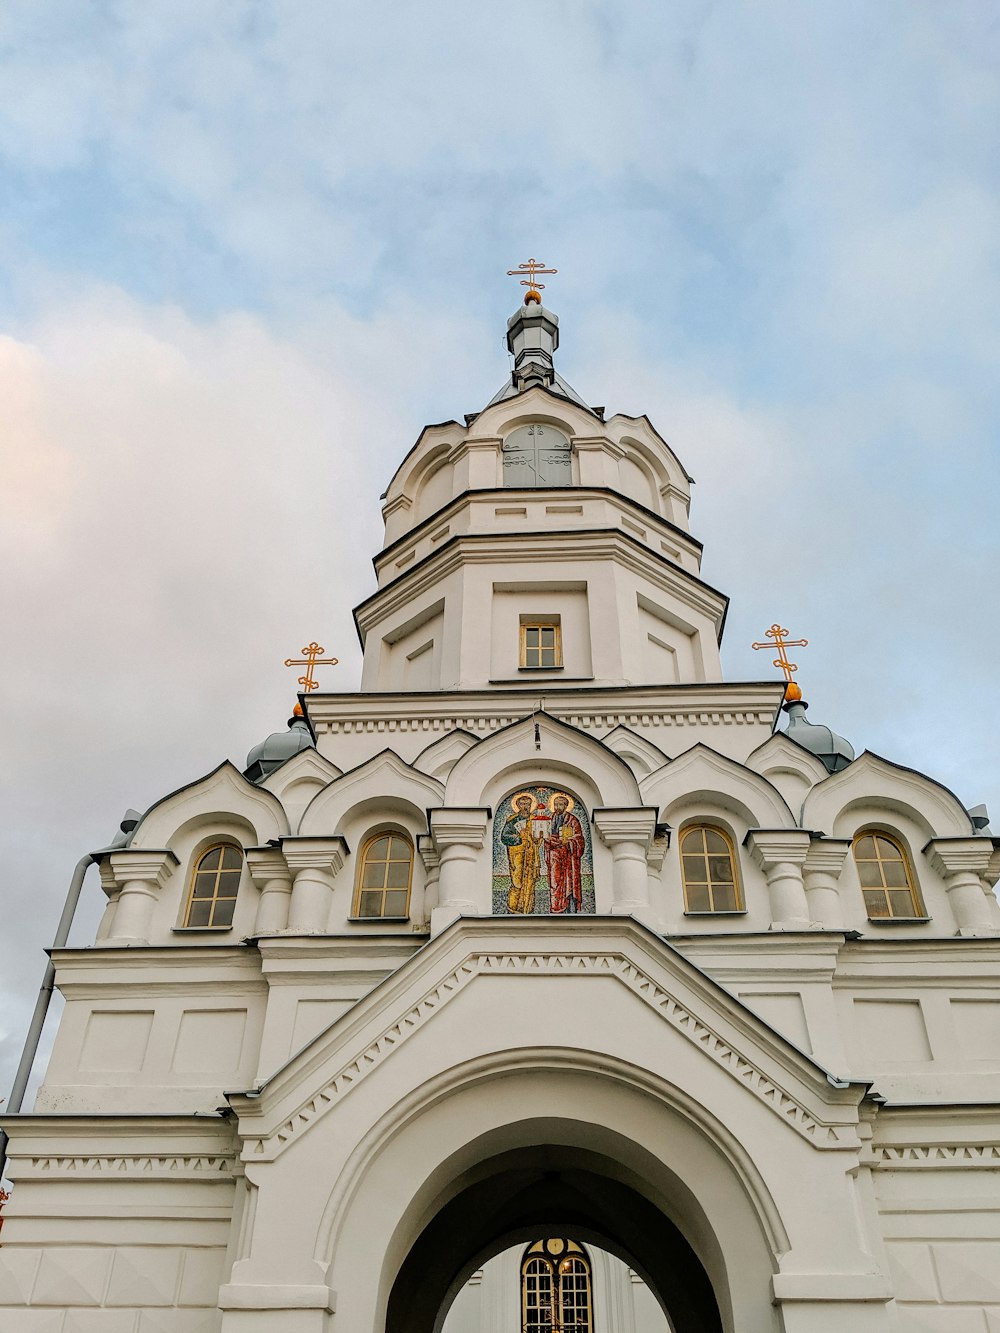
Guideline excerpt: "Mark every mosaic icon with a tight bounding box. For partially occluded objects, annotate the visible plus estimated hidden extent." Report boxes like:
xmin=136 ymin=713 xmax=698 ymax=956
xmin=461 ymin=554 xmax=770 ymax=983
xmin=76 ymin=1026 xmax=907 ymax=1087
xmin=492 ymin=785 xmax=595 ymax=915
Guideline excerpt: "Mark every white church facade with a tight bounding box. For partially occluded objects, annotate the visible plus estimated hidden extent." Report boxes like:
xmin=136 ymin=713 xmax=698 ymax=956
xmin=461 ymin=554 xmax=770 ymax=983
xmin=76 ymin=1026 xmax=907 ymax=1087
xmin=2 ymin=284 xmax=1000 ymax=1332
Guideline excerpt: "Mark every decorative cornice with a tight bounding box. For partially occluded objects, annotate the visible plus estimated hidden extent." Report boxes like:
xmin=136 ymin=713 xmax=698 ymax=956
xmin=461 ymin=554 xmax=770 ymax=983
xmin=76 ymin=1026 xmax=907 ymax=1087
xmin=15 ymin=1152 xmax=238 ymax=1180
xmin=306 ymin=683 xmax=784 ymax=739
xmin=375 ymin=486 xmax=703 ymax=568
xmin=360 ymin=529 xmax=726 ymax=633
xmin=234 ymin=949 xmax=857 ymax=1161
xmin=874 ymin=1143 xmax=1000 ymax=1168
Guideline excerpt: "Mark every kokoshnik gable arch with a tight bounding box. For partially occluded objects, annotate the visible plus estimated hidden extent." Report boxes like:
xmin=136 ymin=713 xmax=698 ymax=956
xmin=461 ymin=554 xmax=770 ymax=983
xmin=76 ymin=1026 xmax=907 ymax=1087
xmin=2 ymin=284 xmax=1000 ymax=1333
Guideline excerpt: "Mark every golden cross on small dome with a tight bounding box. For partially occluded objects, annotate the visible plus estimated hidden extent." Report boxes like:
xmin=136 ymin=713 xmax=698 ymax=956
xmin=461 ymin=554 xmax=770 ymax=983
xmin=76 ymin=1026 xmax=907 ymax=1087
xmin=507 ymin=257 xmax=557 ymax=305
xmin=752 ymin=623 xmax=809 ymax=701
xmin=284 ymin=641 xmax=339 ymax=695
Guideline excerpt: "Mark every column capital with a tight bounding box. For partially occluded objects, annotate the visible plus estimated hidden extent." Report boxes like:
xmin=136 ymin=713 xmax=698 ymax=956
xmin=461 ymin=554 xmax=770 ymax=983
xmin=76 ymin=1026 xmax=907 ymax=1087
xmin=245 ymin=845 xmax=292 ymax=888
xmin=429 ymin=807 xmax=490 ymax=851
xmin=924 ymin=837 xmax=995 ymax=878
xmin=592 ymin=807 xmax=658 ymax=851
xmin=417 ymin=834 xmax=441 ymax=873
xmin=744 ymin=829 xmax=812 ymax=870
xmin=105 ymin=848 xmax=179 ymax=891
xmin=281 ymin=836 xmax=349 ymax=876
xmin=802 ymin=837 xmax=851 ymax=876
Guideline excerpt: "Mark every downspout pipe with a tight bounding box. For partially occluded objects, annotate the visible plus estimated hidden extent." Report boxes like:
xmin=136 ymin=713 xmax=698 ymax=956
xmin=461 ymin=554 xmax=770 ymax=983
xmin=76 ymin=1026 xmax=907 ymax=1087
xmin=0 ymin=852 xmax=97 ymax=1182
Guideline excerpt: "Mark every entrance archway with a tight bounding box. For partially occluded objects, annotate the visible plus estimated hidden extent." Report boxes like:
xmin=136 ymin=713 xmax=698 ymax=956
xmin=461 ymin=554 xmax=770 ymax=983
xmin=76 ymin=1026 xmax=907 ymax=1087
xmin=385 ymin=1144 xmax=723 ymax=1333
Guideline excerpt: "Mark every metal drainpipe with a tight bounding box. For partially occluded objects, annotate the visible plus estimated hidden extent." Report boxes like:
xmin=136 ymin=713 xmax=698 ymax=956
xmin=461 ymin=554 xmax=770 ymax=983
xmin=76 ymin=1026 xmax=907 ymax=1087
xmin=0 ymin=852 xmax=97 ymax=1182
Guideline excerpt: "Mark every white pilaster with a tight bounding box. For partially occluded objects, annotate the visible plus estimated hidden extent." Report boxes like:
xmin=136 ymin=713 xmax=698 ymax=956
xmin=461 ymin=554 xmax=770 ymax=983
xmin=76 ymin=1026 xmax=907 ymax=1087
xmin=417 ymin=834 xmax=442 ymax=929
xmin=924 ymin=838 xmax=1000 ymax=936
xmin=246 ymin=846 xmax=293 ymax=935
xmin=593 ymin=808 xmax=659 ymax=923
xmin=802 ymin=838 xmax=850 ymax=928
xmin=745 ymin=830 xmax=812 ymax=930
xmin=105 ymin=849 xmax=179 ymax=944
xmin=429 ymin=808 xmax=490 ymax=935
xmin=283 ymin=837 xmax=349 ymax=934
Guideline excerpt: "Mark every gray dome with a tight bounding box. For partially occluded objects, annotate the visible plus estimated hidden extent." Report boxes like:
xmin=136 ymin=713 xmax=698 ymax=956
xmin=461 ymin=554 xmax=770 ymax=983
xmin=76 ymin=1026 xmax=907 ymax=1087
xmin=783 ymin=701 xmax=855 ymax=774
xmin=245 ymin=715 xmax=314 ymax=782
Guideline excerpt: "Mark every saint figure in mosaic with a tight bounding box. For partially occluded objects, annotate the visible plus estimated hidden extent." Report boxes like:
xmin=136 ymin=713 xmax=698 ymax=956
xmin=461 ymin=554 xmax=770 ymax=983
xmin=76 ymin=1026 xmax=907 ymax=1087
xmin=492 ymin=785 xmax=595 ymax=915
xmin=544 ymin=792 xmax=586 ymax=914
xmin=501 ymin=791 xmax=544 ymax=913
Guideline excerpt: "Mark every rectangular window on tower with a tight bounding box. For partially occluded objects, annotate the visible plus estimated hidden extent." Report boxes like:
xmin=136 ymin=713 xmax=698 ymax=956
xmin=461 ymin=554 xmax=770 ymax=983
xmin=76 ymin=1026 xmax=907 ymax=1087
xmin=520 ymin=618 xmax=563 ymax=670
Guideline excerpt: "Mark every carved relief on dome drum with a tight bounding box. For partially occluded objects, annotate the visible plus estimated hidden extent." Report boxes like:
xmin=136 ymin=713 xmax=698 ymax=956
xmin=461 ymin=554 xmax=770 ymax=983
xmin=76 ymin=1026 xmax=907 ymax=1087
xmin=492 ymin=784 xmax=594 ymax=915
xmin=502 ymin=424 xmax=572 ymax=488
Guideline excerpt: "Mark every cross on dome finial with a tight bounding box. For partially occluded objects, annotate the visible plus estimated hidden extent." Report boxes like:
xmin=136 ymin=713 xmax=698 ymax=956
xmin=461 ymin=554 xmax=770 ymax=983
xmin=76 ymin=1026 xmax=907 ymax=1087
xmin=284 ymin=641 xmax=339 ymax=713
xmin=752 ymin=623 xmax=809 ymax=702
xmin=507 ymin=257 xmax=557 ymax=306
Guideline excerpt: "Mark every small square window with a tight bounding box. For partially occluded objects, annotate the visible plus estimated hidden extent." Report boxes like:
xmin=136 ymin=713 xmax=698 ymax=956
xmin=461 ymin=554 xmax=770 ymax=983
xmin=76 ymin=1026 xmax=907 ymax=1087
xmin=520 ymin=619 xmax=562 ymax=669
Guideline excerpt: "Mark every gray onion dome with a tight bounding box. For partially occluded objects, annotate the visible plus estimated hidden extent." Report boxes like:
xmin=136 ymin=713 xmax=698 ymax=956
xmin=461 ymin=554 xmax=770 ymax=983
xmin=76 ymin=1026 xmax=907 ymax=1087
xmin=783 ymin=700 xmax=855 ymax=774
xmin=244 ymin=715 xmax=314 ymax=783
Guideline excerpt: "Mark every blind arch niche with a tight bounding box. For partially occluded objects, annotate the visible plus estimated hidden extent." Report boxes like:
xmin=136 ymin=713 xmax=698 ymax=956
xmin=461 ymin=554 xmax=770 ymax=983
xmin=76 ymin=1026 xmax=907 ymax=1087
xmin=503 ymin=424 xmax=572 ymax=488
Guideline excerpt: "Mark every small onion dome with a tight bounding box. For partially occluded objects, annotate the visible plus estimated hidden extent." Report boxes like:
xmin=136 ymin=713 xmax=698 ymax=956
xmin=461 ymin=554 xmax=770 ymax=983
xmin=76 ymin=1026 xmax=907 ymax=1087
xmin=783 ymin=700 xmax=855 ymax=774
xmin=244 ymin=714 xmax=314 ymax=783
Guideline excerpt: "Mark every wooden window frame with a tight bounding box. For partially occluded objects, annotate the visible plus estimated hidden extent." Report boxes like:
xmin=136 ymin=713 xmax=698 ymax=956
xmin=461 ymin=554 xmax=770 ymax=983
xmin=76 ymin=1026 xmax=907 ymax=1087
xmin=352 ymin=832 xmax=414 ymax=920
xmin=520 ymin=1239 xmax=592 ymax=1333
xmin=852 ymin=830 xmax=925 ymax=920
xmin=182 ymin=842 xmax=243 ymax=930
xmin=519 ymin=618 xmax=563 ymax=670
xmin=679 ymin=823 xmax=744 ymax=914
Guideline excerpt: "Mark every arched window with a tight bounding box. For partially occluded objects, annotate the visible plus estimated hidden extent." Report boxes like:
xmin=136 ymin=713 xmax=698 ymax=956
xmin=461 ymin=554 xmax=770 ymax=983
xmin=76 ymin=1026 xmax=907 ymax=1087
xmin=680 ymin=825 xmax=742 ymax=913
xmin=521 ymin=1239 xmax=592 ymax=1332
xmin=353 ymin=833 xmax=413 ymax=919
xmin=853 ymin=831 xmax=923 ymax=919
xmin=183 ymin=844 xmax=243 ymax=928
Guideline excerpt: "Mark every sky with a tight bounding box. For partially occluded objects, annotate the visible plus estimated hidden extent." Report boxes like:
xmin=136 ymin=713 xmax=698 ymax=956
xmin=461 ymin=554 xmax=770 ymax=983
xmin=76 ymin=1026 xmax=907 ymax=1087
xmin=1 ymin=1 xmax=998 ymax=1113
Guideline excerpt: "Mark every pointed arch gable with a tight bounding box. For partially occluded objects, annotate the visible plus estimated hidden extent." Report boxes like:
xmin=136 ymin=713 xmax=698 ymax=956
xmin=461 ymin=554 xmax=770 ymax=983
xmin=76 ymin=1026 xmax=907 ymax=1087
xmin=599 ymin=725 xmax=672 ymax=778
xmin=801 ymin=751 xmax=974 ymax=841
xmin=130 ymin=760 xmax=290 ymax=848
xmin=298 ymin=749 xmax=445 ymax=838
xmin=382 ymin=424 xmax=464 ymax=510
xmin=640 ymin=745 xmax=796 ymax=830
xmin=443 ymin=712 xmax=641 ymax=811
xmin=261 ymin=747 xmax=342 ymax=800
xmin=474 ymin=386 xmax=604 ymax=443
xmin=606 ymin=413 xmax=694 ymax=485
xmin=412 ymin=729 xmax=480 ymax=781
xmin=746 ymin=733 xmax=829 ymax=789
xmin=261 ymin=748 xmax=343 ymax=835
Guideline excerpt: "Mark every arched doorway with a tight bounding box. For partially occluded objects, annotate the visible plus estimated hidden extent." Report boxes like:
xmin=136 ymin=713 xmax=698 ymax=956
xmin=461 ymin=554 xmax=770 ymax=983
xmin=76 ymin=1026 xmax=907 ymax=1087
xmin=384 ymin=1144 xmax=723 ymax=1333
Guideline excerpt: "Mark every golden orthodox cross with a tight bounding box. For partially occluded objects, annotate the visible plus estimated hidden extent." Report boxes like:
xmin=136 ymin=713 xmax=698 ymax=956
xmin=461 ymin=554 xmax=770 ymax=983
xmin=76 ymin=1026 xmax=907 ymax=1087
xmin=506 ymin=257 xmax=557 ymax=303
xmin=752 ymin=623 xmax=808 ymax=684
xmin=284 ymin=641 xmax=339 ymax=693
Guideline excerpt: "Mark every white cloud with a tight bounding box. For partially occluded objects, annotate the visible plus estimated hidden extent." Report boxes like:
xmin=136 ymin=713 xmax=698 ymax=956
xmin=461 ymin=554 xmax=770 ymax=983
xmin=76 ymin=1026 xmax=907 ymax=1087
xmin=1 ymin=0 xmax=998 ymax=1128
